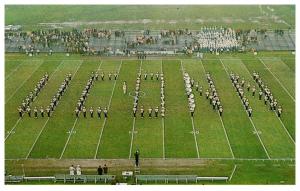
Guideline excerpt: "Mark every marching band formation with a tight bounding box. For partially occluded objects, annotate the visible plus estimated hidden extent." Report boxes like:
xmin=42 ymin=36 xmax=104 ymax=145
xmin=17 ymin=66 xmax=284 ymax=120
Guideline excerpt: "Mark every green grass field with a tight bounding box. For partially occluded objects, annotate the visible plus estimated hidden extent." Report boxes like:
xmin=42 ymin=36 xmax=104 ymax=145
xmin=5 ymin=5 xmax=295 ymax=30
xmin=5 ymin=51 xmax=295 ymax=184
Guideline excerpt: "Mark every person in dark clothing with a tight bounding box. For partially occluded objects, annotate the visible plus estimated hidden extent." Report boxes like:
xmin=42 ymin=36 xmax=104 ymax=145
xmin=103 ymin=164 xmax=108 ymax=174
xmin=97 ymin=107 xmax=102 ymax=119
xmin=104 ymin=108 xmax=108 ymax=118
xmin=97 ymin=166 xmax=103 ymax=175
xmin=134 ymin=150 xmax=140 ymax=167
xmin=18 ymin=107 xmax=23 ymax=117
xmin=248 ymin=107 xmax=253 ymax=117
xmin=46 ymin=106 xmax=51 ymax=117
xmin=219 ymin=106 xmax=223 ymax=117
xmin=154 ymin=107 xmax=159 ymax=117
xmin=34 ymin=107 xmax=38 ymax=118
xmin=277 ymin=106 xmax=282 ymax=117
xmin=140 ymin=106 xmax=144 ymax=118
xmin=82 ymin=107 xmax=87 ymax=118
xmin=90 ymin=107 xmax=94 ymax=118
xmin=75 ymin=108 xmax=79 ymax=118
xmin=133 ymin=107 xmax=137 ymax=117
xmin=40 ymin=107 xmax=44 ymax=117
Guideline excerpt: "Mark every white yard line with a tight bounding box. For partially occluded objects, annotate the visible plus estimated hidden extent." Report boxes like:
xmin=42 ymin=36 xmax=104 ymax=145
xmin=247 ymin=118 xmax=271 ymax=159
xmin=24 ymin=60 xmax=77 ymax=158
xmin=161 ymin=60 xmax=165 ymax=160
xmin=25 ymin=118 xmax=50 ymax=159
xmin=278 ymin=58 xmax=295 ymax=74
xmin=4 ymin=118 xmax=22 ymax=141
xmin=96 ymin=60 xmax=103 ymax=72
xmin=94 ymin=61 xmax=123 ymax=159
xmin=239 ymin=59 xmax=295 ymax=144
xmin=5 ymin=60 xmax=65 ymax=142
xmin=219 ymin=117 xmax=235 ymax=158
xmin=180 ymin=60 xmax=200 ymax=159
xmin=59 ymin=118 xmax=78 ymax=159
xmin=128 ymin=118 xmax=137 ymax=159
xmin=6 ymin=61 xmax=43 ymax=104
xmin=128 ymin=60 xmax=142 ymax=159
xmin=277 ymin=118 xmax=295 ymax=144
xmin=229 ymin=165 xmax=237 ymax=181
xmin=161 ymin=119 xmax=165 ymax=159
xmin=258 ymin=58 xmax=295 ymax=102
xmin=59 ymin=60 xmax=98 ymax=159
xmin=199 ymin=60 xmax=235 ymax=159
xmin=219 ymin=59 xmax=271 ymax=159
xmin=48 ymin=61 xmax=66 ymax=81
xmin=5 ymin=62 xmax=24 ymax=80
xmin=191 ymin=117 xmax=200 ymax=159
xmin=58 ymin=60 xmax=84 ymax=159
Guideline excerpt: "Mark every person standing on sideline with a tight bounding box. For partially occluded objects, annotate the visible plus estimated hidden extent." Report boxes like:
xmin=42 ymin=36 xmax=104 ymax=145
xmin=76 ymin=165 xmax=81 ymax=175
xmin=69 ymin=165 xmax=75 ymax=176
xmin=134 ymin=150 xmax=140 ymax=167
xmin=103 ymin=164 xmax=108 ymax=174
xmin=97 ymin=166 xmax=103 ymax=175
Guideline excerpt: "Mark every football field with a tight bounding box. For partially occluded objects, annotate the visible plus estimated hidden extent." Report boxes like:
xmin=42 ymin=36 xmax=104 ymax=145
xmin=5 ymin=52 xmax=295 ymax=161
